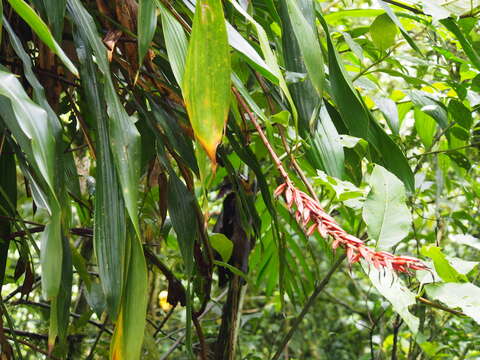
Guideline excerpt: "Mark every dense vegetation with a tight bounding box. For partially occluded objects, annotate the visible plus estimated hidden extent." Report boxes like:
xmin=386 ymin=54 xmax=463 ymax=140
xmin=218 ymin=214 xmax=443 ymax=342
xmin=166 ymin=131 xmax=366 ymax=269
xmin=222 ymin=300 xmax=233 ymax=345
xmin=0 ymin=0 xmax=479 ymax=359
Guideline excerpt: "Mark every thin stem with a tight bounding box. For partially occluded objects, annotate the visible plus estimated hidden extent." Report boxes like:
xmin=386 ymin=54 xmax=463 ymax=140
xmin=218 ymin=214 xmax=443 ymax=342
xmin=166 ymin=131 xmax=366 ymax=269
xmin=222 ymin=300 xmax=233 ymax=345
xmin=278 ymin=126 xmax=320 ymax=203
xmin=271 ymin=255 xmax=346 ymax=360
xmin=417 ymin=297 xmax=466 ymax=317
xmin=409 ymin=142 xmax=480 ymax=160
xmin=232 ymin=87 xmax=289 ymax=180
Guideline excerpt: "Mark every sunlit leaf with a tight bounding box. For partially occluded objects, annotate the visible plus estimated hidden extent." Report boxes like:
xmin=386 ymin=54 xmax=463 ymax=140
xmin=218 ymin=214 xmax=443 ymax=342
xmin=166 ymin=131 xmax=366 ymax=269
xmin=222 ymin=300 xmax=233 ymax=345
xmin=362 ymin=165 xmax=411 ymax=249
xmin=183 ymin=0 xmax=231 ymax=164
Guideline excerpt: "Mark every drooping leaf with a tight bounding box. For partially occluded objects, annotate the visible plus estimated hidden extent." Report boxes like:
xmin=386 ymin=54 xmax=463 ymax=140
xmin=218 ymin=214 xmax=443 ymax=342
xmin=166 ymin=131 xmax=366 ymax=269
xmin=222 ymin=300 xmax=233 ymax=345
xmin=111 ymin=232 xmax=148 ymax=360
xmin=421 ymin=245 xmax=468 ymax=283
xmin=183 ymin=0 xmax=231 ymax=164
xmin=414 ymin=107 xmax=437 ymax=148
xmin=373 ymin=96 xmax=400 ymax=135
xmin=181 ymin=0 xmax=277 ymax=83
xmin=138 ymin=0 xmax=158 ymax=65
xmin=42 ymin=0 xmax=66 ymax=41
xmin=319 ymin=15 xmax=414 ymax=192
xmin=285 ymin=0 xmax=323 ymax=97
xmin=441 ymin=18 xmax=480 ymax=71
xmin=409 ymin=90 xmax=448 ymax=128
xmin=167 ymin=171 xmax=197 ymax=276
xmin=159 ymin=3 xmax=187 ymax=87
xmin=68 ymin=0 xmax=141 ymax=238
xmin=75 ymin=32 xmax=127 ymax=319
xmin=0 ymin=140 xmax=16 ymax=291
xmin=364 ymin=263 xmax=420 ymax=335
xmin=362 ymin=165 xmax=411 ymax=250
xmin=210 ymin=233 xmax=234 ymax=262
xmin=426 ymin=283 xmax=480 ymax=325
xmin=7 ymin=0 xmax=78 ymax=76
xmin=0 ymin=69 xmax=63 ymax=299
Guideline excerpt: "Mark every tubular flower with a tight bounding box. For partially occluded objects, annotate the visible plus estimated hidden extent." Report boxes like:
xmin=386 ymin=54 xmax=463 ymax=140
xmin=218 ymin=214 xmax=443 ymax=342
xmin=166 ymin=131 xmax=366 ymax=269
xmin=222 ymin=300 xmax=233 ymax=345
xmin=274 ymin=181 xmax=428 ymax=274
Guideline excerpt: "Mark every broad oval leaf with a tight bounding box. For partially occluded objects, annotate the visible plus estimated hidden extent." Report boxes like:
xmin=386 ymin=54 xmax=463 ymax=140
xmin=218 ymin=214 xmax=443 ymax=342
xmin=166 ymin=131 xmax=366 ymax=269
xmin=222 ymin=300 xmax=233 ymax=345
xmin=183 ymin=0 xmax=231 ymax=164
xmin=370 ymin=13 xmax=398 ymax=51
xmin=362 ymin=165 xmax=412 ymax=249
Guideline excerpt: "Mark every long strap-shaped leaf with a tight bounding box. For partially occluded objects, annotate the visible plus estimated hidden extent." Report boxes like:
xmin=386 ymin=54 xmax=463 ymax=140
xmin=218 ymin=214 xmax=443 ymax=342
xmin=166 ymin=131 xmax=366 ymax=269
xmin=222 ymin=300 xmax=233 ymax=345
xmin=74 ymin=32 xmax=127 ymax=320
xmin=7 ymin=0 xmax=78 ymax=76
xmin=183 ymin=0 xmax=231 ymax=165
xmin=318 ymin=15 xmax=414 ymax=192
xmin=67 ymin=1 xmax=148 ymax=358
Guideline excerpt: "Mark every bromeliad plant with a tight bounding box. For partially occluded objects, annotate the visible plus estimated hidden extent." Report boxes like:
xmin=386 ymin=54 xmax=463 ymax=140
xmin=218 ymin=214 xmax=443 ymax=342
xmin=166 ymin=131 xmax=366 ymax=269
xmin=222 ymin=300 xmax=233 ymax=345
xmin=0 ymin=0 xmax=479 ymax=359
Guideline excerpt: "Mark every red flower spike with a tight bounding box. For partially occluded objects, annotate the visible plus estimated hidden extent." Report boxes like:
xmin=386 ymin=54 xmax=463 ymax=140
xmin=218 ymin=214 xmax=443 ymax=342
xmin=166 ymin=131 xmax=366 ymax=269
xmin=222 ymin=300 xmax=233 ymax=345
xmin=276 ymin=182 xmax=428 ymax=274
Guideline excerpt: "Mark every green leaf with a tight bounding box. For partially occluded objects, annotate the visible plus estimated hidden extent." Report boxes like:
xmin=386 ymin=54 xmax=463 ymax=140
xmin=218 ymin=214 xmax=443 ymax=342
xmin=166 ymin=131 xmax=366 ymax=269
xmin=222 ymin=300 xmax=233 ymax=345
xmin=313 ymin=106 xmax=345 ymax=178
xmin=414 ymin=108 xmax=437 ymax=148
xmin=68 ymin=0 xmax=141 ymax=238
xmin=285 ymin=0 xmax=324 ymax=97
xmin=181 ymin=0 xmax=277 ymax=83
xmin=138 ymin=0 xmax=157 ymax=65
xmin=42 ymin=0 xmax=66 ymax=41
xmin=6 ymin=0 xmax=78 ymax=76
xmin=75 ymin=32 xmax=127 ymax=319
xmin=183 ymin=0 xmax=231 ymax=164
xmin=373 ymin=96 xmax=400 ymax=135
xmin=448 ymin=99 xmax=472 ymax=130
xmin=362 ymin=165 xmax=411 ymax=250
xmin=377 ymin=0 xmax=422 ymax=54
xmin=159 ymin=3 xmax=187 ymax=88
xmin=426 ymin=283 xmax=480 ymax=325
xmin=364 ymin=263 xmax=420 ymax=335
xmin=409 ymin=90 xmax=448 ymax=128
xmin=167 ymin=171 xmax=197 ymax=276
xmin=230 ymin=0 xmax=297 ymax=125
xmin=0 ymin=69 xmax=63 ymax=299
xmin=0 ymin=140 xmax=16 ymax=291
xmin=319 ymin=16 xmax=414 ymax=192
xmin=210 ymin=233 xmax=233 ymax=262
xmin=279 ymin=0 xmax=318 ymax=134
xmin=111 ymin=232 xmax=148 ymax=360
xmin=213 ymin=260 xmax=248 ymax=279
xmin=370 ymin=13 xmax=398 ymax=51
xmin=421 ymin=245 xmax=468 ymax=283
xmin=441 ymin=18 xmax=480 ymax=71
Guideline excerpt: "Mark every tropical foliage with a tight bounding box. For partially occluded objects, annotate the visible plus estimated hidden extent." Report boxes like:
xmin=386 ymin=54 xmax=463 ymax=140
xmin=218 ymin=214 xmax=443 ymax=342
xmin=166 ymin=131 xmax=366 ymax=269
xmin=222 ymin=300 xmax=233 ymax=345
xmin=0 ymin=0 xmax=479 ymax=359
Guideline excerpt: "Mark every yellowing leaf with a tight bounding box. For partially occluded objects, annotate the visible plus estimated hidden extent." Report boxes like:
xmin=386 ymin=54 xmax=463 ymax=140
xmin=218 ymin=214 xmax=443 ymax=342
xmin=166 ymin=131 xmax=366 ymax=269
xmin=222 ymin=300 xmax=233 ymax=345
xmin=183 ymin=0 xmax=231 ymax=165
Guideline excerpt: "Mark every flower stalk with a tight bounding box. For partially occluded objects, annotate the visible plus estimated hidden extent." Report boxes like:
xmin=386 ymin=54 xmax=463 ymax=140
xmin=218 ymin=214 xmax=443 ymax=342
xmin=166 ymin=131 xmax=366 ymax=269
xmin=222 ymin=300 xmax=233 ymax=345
xmin=232 ymin=87 xmax=428 ymax=274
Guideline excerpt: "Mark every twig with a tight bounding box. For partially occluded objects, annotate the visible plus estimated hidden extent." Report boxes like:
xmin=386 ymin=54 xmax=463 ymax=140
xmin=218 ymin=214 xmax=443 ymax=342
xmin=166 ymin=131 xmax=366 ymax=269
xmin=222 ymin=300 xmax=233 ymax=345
xmin=5 ymin=335 xmax=60 ymax=360
xmin=381 ymin=0 xmax=425 ymax=15
xmin=271 ymin=255 xmax=346 ymax=360
xmin=409 ymin=142 xmax=480 ymax=159
xmin=278 ymin=126 xmax=320 ymax=203
xmin=417 ymin=297 xmax=466 ymax=317
xmin=391 ymin=315 xmax=402 ymax=360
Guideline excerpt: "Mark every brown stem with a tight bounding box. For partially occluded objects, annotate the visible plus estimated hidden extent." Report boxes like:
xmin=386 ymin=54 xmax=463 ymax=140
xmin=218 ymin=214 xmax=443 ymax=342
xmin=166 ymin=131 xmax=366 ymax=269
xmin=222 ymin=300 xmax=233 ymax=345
xmin=193 ymin=316 xmax=208 ymax=360
xmin=232 ymin=87 xmax=289 ymax=180
xmin=417 ymin=296 xmax=466 ymax=317
xmin=278 ymin=125 xmax=320 ymax=203
xmin=5 ymin=335 xmax=60 ymax=360
xmin=271 ymin=255 xmax=346 ymax=360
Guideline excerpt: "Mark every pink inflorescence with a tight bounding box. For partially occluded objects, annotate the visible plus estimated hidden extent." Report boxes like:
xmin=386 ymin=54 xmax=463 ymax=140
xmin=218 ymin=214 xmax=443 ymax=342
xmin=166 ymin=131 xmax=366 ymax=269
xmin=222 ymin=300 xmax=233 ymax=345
xmin=274 ymin=182 xmax=428 ymax=274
